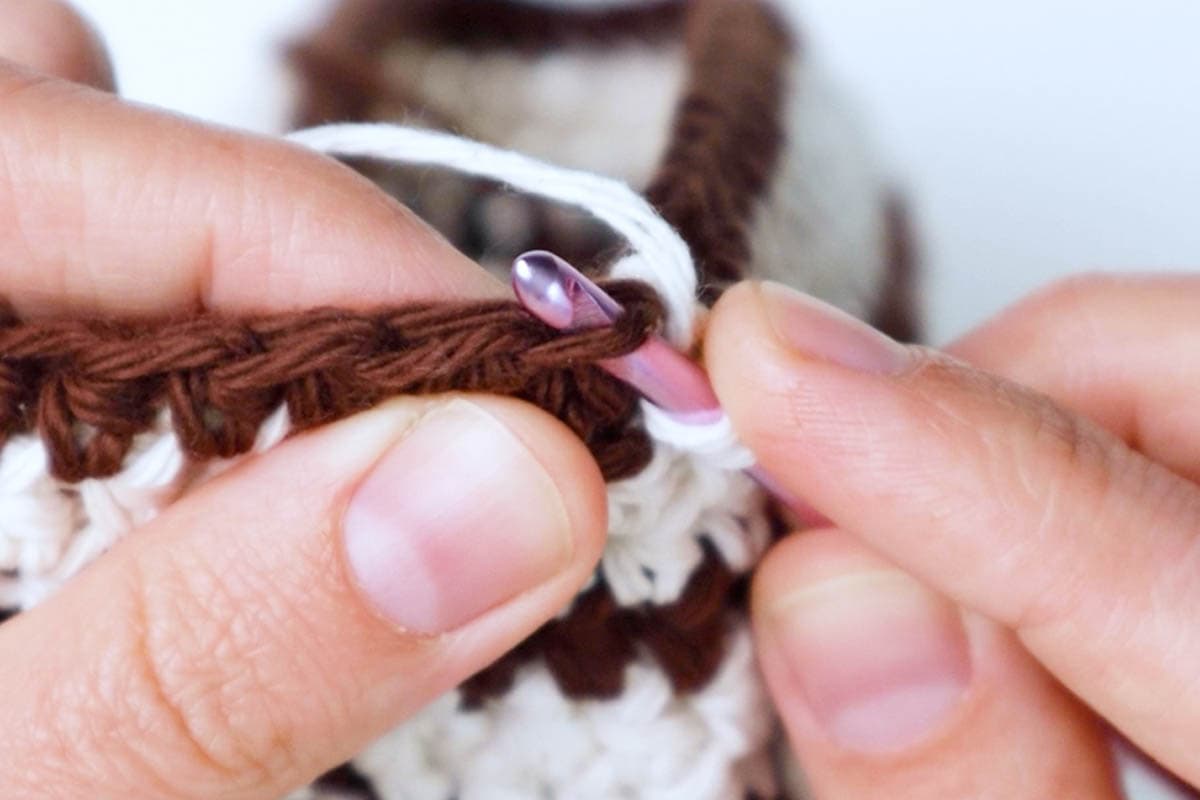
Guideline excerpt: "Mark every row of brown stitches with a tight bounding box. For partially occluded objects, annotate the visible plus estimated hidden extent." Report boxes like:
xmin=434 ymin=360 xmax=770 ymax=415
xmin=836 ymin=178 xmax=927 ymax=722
xmin=0 ymin=283 xmax=661 ymax=483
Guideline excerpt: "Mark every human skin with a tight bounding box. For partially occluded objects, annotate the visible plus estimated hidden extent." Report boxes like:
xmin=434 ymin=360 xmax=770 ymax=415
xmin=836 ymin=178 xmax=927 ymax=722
xmin=0 ymin=4 xmax=607 ymax=798
xmin=3 ymin=2 xmax=1197 ymax=798
xmin=706 ymin=277 xmax=1200 ymax=798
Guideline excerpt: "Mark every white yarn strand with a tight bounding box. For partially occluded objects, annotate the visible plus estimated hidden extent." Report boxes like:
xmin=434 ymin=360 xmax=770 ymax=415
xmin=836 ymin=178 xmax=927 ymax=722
xmin=286 ymin=123 xmax=699 ymax=346
xmin=288 ymin=123 xmax=757 ymax=468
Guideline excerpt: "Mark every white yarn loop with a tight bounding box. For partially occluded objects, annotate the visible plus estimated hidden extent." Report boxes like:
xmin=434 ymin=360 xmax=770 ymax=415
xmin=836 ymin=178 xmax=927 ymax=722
xmin=286 ymin=123 xmax=700 ymax=347
xmin=639 ymin=403 xmax=755 ymax=471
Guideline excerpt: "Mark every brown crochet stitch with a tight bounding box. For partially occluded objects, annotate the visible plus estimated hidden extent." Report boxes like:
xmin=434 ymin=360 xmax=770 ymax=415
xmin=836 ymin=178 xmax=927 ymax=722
xmin=0 ymin=282 xmax=661 ymax=483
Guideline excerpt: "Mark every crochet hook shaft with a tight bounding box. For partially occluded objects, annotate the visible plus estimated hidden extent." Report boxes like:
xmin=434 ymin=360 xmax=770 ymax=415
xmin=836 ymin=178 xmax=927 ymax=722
xmin=512 ymin=250 xmax=722 ymax=423
xmin=511 ymin=250 xmax=812 ymax=518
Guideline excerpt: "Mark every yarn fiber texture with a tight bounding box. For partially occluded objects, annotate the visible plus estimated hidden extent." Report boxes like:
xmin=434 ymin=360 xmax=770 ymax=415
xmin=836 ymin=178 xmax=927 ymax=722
xmin=0 ymin=1 xmax=918 ymax=798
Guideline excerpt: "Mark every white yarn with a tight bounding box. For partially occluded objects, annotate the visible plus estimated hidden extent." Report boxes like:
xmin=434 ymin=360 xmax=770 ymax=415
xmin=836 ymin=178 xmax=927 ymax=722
xmin=0 ymin=414 xmax=187 ymax=608
xmin=353 ymin=629 xmax=775 ymax=800
xmin=286 ymin=124 xmax=699 ymax=347
xmin=639 ymin=404 xmax=755 ymax=471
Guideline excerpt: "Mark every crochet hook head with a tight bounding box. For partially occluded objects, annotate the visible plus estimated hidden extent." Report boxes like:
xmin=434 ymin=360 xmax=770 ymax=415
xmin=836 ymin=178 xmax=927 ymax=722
xmin=511 ymin=250 xmax=822 ymax=524
xmin=512 ymin=250 xmax=721 ymax=421
xmin=511 ymin=250 xmax=622 ymax=330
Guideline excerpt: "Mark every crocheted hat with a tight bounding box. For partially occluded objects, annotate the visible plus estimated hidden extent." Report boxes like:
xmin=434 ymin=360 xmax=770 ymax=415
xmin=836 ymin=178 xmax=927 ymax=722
xmin=0 ymin=1 xmax=917 ymax=799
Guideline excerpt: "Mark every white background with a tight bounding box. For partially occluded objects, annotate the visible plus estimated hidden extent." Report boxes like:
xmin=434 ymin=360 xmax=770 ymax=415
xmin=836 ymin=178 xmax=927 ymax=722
xmin=65 ymin=1 xmax=1199 ymax=797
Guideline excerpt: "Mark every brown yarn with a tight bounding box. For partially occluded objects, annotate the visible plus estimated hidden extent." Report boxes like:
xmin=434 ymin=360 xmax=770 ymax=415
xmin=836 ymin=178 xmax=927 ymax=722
xmin=290 ymin=0 xmax=686 ymax=127
xmin=644 ymin=0 xmax=792 ymax=297
xmin=0 ymin=282 xmax=661 ymax=483
xmin=460 ymin=543 xmax=742 ymax=706
xmin=870 ymin=195 xmax=923 ymax=343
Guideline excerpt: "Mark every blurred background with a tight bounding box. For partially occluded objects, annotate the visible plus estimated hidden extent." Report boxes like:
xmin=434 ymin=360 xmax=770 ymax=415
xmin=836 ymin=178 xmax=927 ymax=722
xmin=61 ymin=2 xmax=1198 ymax=796
xmin=68 ymin=0 xmax=1199 ymax=345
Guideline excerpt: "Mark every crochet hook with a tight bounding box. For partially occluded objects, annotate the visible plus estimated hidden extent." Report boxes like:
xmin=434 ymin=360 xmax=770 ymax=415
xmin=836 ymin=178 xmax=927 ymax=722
xmin=511 ymin=250 xmax=812 ymax=518
xmin=511 ymin=250 xmax=722 ymax=424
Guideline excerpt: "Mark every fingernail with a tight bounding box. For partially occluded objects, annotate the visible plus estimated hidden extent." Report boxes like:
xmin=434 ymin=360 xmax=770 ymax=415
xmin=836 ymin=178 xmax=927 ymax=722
xmin=768 ymin=570 xmax=971 ymax=753
xmin=757 ymin=281 xmax=913 ymax=374
xmin=343 ymin=400 xmax=572 ymax=634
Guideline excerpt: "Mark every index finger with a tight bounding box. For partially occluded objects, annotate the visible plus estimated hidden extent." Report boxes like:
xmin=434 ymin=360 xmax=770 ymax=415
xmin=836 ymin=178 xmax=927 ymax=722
xmin=950 ymin=272 xmax=1200 ymax=481
xmin=0 ymin=62 xmax=499 ymax=318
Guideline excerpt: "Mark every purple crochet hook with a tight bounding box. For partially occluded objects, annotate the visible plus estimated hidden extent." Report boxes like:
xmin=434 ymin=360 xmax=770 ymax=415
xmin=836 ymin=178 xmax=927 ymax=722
xmin=511 ymin=250 xmax=814 ymax=519
xmin=512 ymin=250 xmax=721 ymax=424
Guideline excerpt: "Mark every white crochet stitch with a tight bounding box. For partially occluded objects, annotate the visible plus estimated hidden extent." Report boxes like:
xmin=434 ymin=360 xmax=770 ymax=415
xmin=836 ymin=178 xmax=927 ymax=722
xmin=346 ymin=629 xmax=775 ymax=800
xmin=381 ymin=37 xmax=684 ymax=187
xmin=605 ymin=443 xmax=767 ymax=606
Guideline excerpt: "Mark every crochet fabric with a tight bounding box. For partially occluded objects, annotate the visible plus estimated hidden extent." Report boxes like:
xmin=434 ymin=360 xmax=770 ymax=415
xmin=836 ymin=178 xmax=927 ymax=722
xmin=0 ymin=1 xmax=918 ymax=799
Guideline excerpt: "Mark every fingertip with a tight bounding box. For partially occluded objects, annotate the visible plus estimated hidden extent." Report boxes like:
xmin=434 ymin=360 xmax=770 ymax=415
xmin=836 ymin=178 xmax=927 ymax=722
xmin=705 ymin=281 xmax=798 ymax=436
xmin=705 ymin=281 xmax=774 ymax=379
xmin=752 ymin=532 xmax=1122 ymax=799
xmin=0 ymin=0 xmax=115 ymax=90
xmin=203 ymin=133 xmax=506 ymax=312
xmin=0 ymin=66 xmax=501 ymax=316
xmin=752 ymin=529 xmax=973 ymax=756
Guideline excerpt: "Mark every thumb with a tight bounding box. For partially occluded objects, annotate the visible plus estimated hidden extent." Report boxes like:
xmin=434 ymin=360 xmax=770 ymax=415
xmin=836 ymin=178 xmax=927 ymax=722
xmin=0 ymin=397 xmax=604 ymax=799
xmin=706 ymin=282 xmax=1200 ymax=783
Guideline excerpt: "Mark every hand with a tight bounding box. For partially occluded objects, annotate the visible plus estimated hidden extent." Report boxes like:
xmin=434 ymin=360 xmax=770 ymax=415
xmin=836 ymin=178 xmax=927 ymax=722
xmin=0 ymin=5 xmax=604 ymax=798
xmin=705 ymin=275 xmax=1200 ymax=798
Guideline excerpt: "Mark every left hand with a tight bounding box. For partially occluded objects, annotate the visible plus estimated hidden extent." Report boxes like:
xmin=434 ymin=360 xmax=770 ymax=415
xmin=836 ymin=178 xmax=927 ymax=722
xmin=0 ymin=6 xmax=604 ymax=798
xmin=705 ymin=274 xmax=1200 ymax=798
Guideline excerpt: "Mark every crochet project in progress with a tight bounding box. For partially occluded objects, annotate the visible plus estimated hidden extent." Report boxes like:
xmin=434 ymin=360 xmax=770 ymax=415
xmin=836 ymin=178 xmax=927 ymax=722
xmin=0 ymin=0 xmax=918 ymax=798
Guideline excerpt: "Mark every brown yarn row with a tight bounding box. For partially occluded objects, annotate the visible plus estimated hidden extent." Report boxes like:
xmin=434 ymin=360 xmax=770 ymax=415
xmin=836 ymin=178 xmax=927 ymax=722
xmin=461 ymin=543 xmax=744 ymax=706
xmin=0 ymin=282 xmax=662 ymax=483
